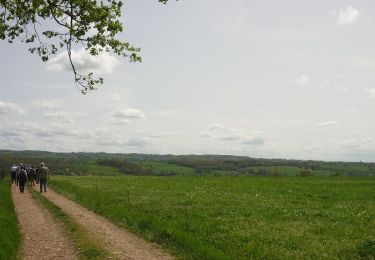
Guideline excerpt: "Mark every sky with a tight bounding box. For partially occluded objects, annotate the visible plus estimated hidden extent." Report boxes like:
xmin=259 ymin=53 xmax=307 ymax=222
xmin=0 ymin=0 xmax=375 ymax=162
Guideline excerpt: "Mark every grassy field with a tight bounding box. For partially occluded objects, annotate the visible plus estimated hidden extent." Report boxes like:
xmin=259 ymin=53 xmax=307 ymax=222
xmin=139 ymin=162 xmax=197 ymax=176
xmin=245 ymin=166 xmax=335 ymax=176
xmin=0 ymin=177 xmax=20 ymax=260
xmin=68 ymin=163 xmax=123 ymax=176
xmin=50 ymin=175 xmax=375 ymax=259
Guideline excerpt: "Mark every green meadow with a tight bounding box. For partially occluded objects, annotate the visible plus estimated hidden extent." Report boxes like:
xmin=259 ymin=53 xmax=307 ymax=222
xmin=139 ymin=162 xmax=197 ymax=176
xmin=244 ymin=166 xmax=334 ymax=176
xmin=50 ymin=175 xmax=375 ymax=259
xmin=69 ymin=163 xmax=123 ymax=176
xmin=0 ymin=177 xmax=21 ymax=260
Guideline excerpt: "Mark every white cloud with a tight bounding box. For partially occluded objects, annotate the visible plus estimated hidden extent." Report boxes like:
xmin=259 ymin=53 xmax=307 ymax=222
xmin=291 ymin=74 xmax=350 ymax=92
xmin=202 ymin=124 xmax=265 ymax=145
xmin=26 ymin=123 xmax=91 ymax=140
xmin=1 ymin=122 xmax=57 ymax=139
xmin=124 ymin=137 xmax=152 ymax=147
xmin=109 ymin=108 xmax=146 ymax=124
xmin=149 ymin=132 xmax=177 ymax=139
xmin=44 ymin=111 xmax=74 ymax=123
xmin=94 ymin=127 xmax=122 ymax=146
xmin=0 ymin=129 xmax=21 ymax=137
xmin=339 ymin=135 xmax=373 ymax=150
xmin=341 ymin=139 xmax=361 ymax=149
xmin=0 ymin=101 xmax=25 ymax=115
xmin=366 ymin=87 xmax=375 ymax=98
xmin=153 ymin=110 xmax=181 ymax=117
xmin=108 ymin=118 xmax=129 ymax=125
xmin=303 ymin=145 xmax=323 ymax=153
xmin=316 ymin=80 xmax=330 ymax=88
xmin=334 ymin=6 xmax=360 ymax=25
xmin=71 ymin=111 xmax=88 ymax=117
xmin=200 ymin=132 xmax=211 ymax=138
xmin=348 ymin=108 xmax=360 ymax=114
xmin=315 ymin=121 xmax=338 ymax=127
xmin=219 ymin=134 xmax=241 ymax=141
xmin=202 ymin=124 xmax=234 ymax=138
xmin=207 ymin=124 xmax=232 ymax=132
xmin=291 ymin=75 xmax=312 ymax=86
xmin=32 ymin=99 xmax=63 ymax=109
xmin=333 ymin=85 xmax=349 ymax=92
xmin=47 ymin=48 xmax=118 ymax=74
xmin=107 ymin=93 xmax=122 ymax=102
xmin=52 ymin=128 xmax=88 ymax=138
xmin=269 ymin=30 xmax=321 ymax=44
xmin=90 ymin=128 xmax=153 ymax=148
xmin=242 ymin=137 xmax=265 ymax=145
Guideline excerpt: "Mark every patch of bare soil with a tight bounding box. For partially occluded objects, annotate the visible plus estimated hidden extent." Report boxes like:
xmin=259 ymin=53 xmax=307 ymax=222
xmin=42 ymin=188 xmax=175 ymax=260
xmin=11 ymin=185 xmax=77 ymax=260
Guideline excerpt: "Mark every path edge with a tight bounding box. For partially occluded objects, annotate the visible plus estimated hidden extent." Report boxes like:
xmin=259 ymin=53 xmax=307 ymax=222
xmin=29 ymin=186 xmax=112 ymax=260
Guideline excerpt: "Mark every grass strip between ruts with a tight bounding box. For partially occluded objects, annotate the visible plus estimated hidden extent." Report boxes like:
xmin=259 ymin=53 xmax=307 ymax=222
xmin=29 ymin=187 xmax=111 ymax=260
xmin=0 ymin=177 xmax=21 ymax=260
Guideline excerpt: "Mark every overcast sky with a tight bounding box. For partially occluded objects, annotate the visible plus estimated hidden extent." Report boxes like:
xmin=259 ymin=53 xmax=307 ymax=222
xmin=1 ymin=0 xmax=375 ymax=161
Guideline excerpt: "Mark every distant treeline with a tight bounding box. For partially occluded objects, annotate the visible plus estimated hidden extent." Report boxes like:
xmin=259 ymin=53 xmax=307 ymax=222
xmin=167 ymin=157 xmax=375 ymax=176
xmin=1 ymin=149 xmax=375 ymax=177
xmin=96 ymin=159 xmax=155 ymax=176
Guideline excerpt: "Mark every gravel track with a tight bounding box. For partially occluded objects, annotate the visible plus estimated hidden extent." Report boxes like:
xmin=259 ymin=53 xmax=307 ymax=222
xmin=41 ymin=188 xmax=174 ymax=260
xmin=12 ymin=185 xmax=77 ymax=260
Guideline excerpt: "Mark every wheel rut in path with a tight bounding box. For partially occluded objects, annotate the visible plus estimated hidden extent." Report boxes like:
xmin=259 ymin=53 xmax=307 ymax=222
xmin=11 ymin=185 xmax=77 ymax=260
xmin=42 ymin=188 xmax=175 ymax=260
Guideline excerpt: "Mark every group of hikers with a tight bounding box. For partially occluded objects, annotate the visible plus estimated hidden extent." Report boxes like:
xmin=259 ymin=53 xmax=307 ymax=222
xmin=11 ymin=163 xmax=49 ymax=193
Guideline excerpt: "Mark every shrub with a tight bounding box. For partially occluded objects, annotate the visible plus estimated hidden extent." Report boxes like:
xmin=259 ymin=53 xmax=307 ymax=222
xmin=299 ymin=169 xmax=313 ymax=177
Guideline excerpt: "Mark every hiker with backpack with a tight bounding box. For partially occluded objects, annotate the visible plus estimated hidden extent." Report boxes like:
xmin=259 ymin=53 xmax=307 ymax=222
xmin=15 ymin=163 xmax=23 ymax=187
xmin=18 ymin=166 xmax=28 ymax=193
xmin=11 ymin=165 xmax=17 ymax=185
xmin=28 ymin=166 xmax=36 ymax=186
xmin=39 ymin=163 xmax=49 ymax=193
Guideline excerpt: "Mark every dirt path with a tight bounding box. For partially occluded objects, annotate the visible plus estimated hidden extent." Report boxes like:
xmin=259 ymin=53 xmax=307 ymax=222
xmin=11 ymin=185 xmax=77 ymax=260
xmin=41 ymin=188 xmax=174 ymax=260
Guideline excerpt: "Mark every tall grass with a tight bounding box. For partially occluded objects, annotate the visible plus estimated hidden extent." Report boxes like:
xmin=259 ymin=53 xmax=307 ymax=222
xmin=50 ymin=176 xmax=375 ymax=259
xmin=0 ymin=177 xmax=21 ymax=260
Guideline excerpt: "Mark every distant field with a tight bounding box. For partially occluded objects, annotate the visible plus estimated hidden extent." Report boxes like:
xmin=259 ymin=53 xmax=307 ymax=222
xmin=50 ymin=176 xmax=375 ymax=259
xmin=70 ymin=160 xmax=340 ymax=177
xmin=68 ymin=163 xmax=123 ymax=176
xmin=187 ymin=166 xmax=334 ymax=177
xmin=65 ymin=163 xmax=365 ymax=177
xmin=0 ymin=177 xmax=20 ymax=259
xmin=139 ymin=162 xmax=197 ymax=176
xmin=245 ymin=166 xmax=334 ymax=176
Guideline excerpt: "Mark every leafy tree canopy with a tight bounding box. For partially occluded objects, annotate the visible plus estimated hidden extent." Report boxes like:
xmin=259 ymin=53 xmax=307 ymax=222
xmin=0 ymin=0 xmax=170 ymax=94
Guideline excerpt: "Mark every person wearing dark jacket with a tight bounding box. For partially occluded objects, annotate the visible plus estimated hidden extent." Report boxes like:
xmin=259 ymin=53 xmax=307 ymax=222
xmin=11 ymin=165 xmax=17 ymax=185
xmin=29 ymin=166 xmax=36 ymax=186
xmin=18 ymin=167 xmax=27 ymax=193
xmin=35 ymin=166 xmax=40 ymax=184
